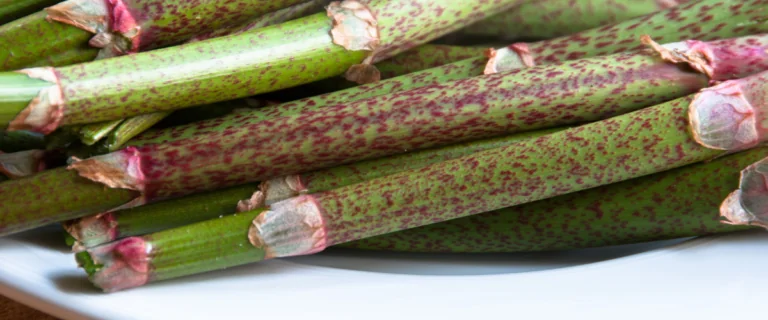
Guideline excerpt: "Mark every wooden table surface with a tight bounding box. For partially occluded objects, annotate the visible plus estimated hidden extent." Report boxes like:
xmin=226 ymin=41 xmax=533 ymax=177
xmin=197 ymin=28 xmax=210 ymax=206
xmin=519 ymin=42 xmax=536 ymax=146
xmin=0 ymin=295 xmax=59 ymax=320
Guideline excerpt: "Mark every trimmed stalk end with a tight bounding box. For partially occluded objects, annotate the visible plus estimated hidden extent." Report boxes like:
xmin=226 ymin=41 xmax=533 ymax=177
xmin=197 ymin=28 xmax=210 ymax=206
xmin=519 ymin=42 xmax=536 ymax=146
xmin=688 ymin=77 xmax=764 ymax=152
xmin=64 ymin=212 xmax=119 ymax=251
xmin=7 ymin=68 xmax=64 ymax=135
xmin=237 ymin=192 xmax=266 ymax=213
xmin=78 ymin=237 xmax=151 ymax=292
xmin=248 ymin=195 xmax=328 ymax=259
xmin=261 ymin=175 xmax=308 ymax=205
xmin=0 ymin=150 xmax=46 ymax=179
xmin=67 ymin=148 xmax=144 ymax=191
xmin=642 ymin=35 xmax=715 ymax=78
xmin=328 ymin=0 xmax=381 ymax=84
xmin=721 ymin=157 xmax=768 ymax=228
xmin=46 ymin=0 xmax=140 ymax=58
xmin=484 ymin=43 xmax=534 ymax=75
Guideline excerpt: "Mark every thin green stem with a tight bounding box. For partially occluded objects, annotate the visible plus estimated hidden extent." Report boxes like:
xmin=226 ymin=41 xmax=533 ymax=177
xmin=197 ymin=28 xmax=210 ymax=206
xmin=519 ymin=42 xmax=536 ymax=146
xmin=66 ymin=184 xmax=258 ymax=248
xmin=78 ymin=120 xmax=123 ymax=146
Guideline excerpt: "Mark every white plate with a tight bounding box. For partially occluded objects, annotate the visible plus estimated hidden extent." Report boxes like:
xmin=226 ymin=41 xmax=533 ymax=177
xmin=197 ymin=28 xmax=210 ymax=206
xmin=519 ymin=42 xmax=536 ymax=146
xmin=0 ymin=226 xmax=767 ymax=320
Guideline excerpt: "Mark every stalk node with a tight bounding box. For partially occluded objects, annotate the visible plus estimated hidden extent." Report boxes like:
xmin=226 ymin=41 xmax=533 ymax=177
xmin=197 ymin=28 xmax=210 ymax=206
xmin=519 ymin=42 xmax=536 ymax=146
xmin=248 ymin=195 xmax=328 ymax=258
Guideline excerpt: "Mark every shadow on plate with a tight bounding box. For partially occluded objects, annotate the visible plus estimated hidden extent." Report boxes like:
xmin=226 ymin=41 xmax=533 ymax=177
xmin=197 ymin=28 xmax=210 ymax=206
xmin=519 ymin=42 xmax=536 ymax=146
xmin=0 ymin=225 xmax=71 ymax=253
xmin=285 ymin=238 xmax=693 ymax=275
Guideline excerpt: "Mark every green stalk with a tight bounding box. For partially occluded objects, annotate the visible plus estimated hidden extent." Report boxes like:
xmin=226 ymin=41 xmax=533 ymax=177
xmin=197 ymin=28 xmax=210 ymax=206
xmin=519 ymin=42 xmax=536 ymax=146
xmin=5 ymin=35 xmax=765 ymax=238
xmin=2 ymin=0 xmax=522 ymax=133
xmin=77 ymin=78 xmax=765 ymax=291
xmin=461 ymin=0 xmax=687 ymax=41
xmin=345 ymin=148 xmax=763 ymax=252
xmin=65 ymin=183 xmax=258 ymax=250
xmin=118 ymin=0 xmax=768 ymax=147
xmin=0 ymin=0 xmax=60 ymax=24
xmin=65 ymin=129 xmax=557 ymax=249
xmin=0 ymin=0 xmax=310 ymax=70
xmin=0 ymin=130 xmax=46 ymax=152
xmin=74 ymin=0 xmax=330 ymax=147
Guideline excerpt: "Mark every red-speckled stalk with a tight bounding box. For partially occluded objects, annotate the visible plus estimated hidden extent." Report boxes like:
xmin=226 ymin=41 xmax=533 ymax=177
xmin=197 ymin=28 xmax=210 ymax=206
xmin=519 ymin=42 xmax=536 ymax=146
xmin=76 ymin=85 xmax=768 ymax=291
xmin=65 ymin=129 xmax=557 ymax=250
xmin=0 ymin=168 xmax=138 ymax=236
xmin=260 ymin=128 xmax=562 ymax=204
xmin=67 ymin=35 xmax=768 ymax=202
xmin=305 ymin=44 xmax=488 ymax=94
xmin=82 ymin=44 xmax=485 ymax=150
xmin=7 ymin=35 xmax=766 ymax=238
xmin=187 ymin=0 xmax=329 ymax=43
xmin=485 ymin=0 xmax=768 ymax=73
xmin=1 ymin=0 xmax=522 ymax=133
xmin=0 ymin=0 xmax=60 ymax=24
xmin=345 ymin=148 xmax=763 ymax=253
xmin=461 ymin=0 xmax=687 ymax=41
xmin=112 ymin=0 xmax=768 ymax=147
xmin=123 ymin=49 xmax=489 ymax=146
xmin=0 ymin=0 xmax=309 ymax=70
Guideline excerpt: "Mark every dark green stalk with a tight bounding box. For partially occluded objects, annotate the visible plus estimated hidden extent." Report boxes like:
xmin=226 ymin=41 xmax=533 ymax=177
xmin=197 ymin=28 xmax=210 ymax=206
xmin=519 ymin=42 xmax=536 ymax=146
xmin=2 ymin=0 xmax=522 ymax=133
xmin=1 ymin=130 xmax=46 ymax=152
xmin=345 ymin=148 xmax=763 ymax=252
xmin=65 ymin=184 xmax=258 ymax=249
xmin=77 ymin=80 xmax=765 ymax=291
xmin=0 ymin=0 xmax=60 ymax=24
xmin=76 ymin=209 xmax=266 ymax=292
xmin=65 ymin=129 xmax=556 ymax=249
xmin=461 ymin=0 xmax=687 ymax=41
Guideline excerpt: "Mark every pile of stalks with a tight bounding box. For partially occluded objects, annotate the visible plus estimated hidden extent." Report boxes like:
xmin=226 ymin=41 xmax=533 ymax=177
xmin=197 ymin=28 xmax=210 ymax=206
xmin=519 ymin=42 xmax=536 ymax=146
xmin=2 ymin=0 xmax=768 ymax=292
